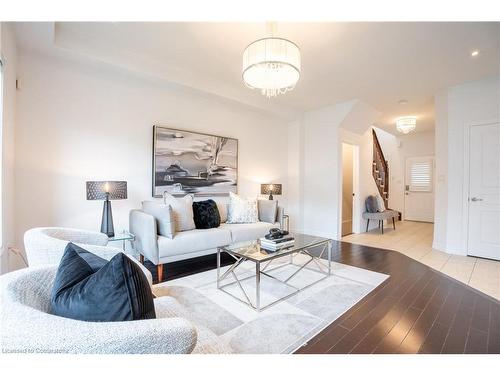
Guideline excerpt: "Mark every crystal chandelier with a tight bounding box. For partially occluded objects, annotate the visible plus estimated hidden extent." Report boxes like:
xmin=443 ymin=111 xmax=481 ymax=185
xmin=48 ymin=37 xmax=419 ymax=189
xmin=395 ymin=116 xmax=417 ymax=134
xmin=242 ymin=37 xmax=301 ymax=98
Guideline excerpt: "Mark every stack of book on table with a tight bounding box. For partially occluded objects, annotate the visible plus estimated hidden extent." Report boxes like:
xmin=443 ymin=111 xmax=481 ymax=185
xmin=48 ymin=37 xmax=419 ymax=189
xmin=259 ymin=236 xmax=295 ymax=251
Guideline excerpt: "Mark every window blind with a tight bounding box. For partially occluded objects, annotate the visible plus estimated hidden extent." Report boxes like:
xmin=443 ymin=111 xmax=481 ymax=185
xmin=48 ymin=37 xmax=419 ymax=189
xmin=409 ymin=160 xmax=433 ymax=192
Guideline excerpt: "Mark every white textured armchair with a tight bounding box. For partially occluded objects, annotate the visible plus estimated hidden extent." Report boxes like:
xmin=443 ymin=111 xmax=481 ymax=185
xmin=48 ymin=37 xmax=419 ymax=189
xmin=0 ymin=267 xmax=197 ymax=354
xmin=24 ymin=227 xmax=152 ymax=285
xmin=0 ymin=267 xmax=232 ymax=354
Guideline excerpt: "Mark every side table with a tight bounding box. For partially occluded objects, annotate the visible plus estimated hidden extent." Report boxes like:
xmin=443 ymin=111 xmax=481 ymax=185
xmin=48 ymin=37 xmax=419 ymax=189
xmin=108 ymin=231 xmax=135 ymax=252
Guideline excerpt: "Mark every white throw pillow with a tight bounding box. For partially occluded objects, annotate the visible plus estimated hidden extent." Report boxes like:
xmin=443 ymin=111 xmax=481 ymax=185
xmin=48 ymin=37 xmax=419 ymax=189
xmin=376 ymin=195 xmax=386 ymax=212
xmin=141 ymin=201 xmax=175 ymax=239
xmin=227 ymin=192 xmax=258 ymax=224
xmin=163 ymin=193 xmax=196 ymax=232
xmin=258 ymin=199 xmax=278 ymax=224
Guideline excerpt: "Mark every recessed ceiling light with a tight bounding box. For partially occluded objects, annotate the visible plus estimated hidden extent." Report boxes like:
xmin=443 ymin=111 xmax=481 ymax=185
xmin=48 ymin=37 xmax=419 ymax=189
xmin=471 ymin=50 xmax=480 ymax=57
xmin=398 ymin=99 xmax=408 ymax=105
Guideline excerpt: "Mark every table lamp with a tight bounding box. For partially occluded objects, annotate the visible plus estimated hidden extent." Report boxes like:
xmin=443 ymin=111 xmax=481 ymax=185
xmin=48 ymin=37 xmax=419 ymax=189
xmin=260 ymin=183 xmax=282 ymax=200
xmin=86 ymin=181 xmax=127 ymax=237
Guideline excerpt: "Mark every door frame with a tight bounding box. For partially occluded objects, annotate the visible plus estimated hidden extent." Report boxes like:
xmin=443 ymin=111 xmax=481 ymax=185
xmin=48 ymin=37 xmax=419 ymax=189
xmin=464 ymin=120 xmax=500 ymax=256
xmin=339 ymin=141 xmax=361 ymax=237
xmin=403 ymin=155 xmax=435 ymax=222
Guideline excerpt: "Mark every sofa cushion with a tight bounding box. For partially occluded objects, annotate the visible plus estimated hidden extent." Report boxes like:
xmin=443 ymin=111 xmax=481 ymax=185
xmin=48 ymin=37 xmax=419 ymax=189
xmin=215 ymin=202 xmax=228 ymax=223
xmin=51 ymin=243 xmax=155 ymax=322
xmin=163 ymin=193 xmax=196 ymax=232
xmin=222 ymin=222 xmax=279 ymax=243
xmin=192 ymin=199 xmax=221 ymax=229
xmin=158 ymin=228 xmax=231 ymax=258
xmin=257 ymin=199 xmax=278 ymax=224
xmin=362 ymin=209 xmax=399 ymax=220
xmin=227 ymin=192 xmax=258 ymax=224
xmin=142 ymin=200 xmax=175 ymax=238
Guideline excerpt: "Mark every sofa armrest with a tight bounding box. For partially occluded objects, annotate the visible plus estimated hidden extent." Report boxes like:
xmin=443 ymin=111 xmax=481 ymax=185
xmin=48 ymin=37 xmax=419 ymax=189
xmin=76 ymin=317 xmax=197 ymax=354
xmin=129 ymin=209 xmax=159 ymax=264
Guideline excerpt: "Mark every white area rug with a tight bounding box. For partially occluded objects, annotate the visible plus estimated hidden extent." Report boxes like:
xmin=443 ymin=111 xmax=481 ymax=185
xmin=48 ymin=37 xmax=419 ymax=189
xmin=153 ymin=254 xmax=389 ymax=354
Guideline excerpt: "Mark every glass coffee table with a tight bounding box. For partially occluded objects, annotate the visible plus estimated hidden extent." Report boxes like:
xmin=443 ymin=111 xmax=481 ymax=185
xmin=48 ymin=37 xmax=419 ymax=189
xmin=217 ymin=233 xmax=332 ymax=312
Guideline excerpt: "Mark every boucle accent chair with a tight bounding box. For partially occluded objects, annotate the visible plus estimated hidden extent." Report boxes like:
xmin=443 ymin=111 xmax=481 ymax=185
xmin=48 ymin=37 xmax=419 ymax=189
xmin=0 ymin=267 xmax=231 ymax=354
xmin=24 ymin=227 xmax=152 ymax=285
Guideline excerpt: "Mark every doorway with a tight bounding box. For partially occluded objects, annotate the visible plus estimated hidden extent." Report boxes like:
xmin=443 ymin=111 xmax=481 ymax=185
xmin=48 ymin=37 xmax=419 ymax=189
xmin=404 ymin=156 xmax=435 ymax=222
xmin=467 ymin=122 xmax=500 ymax=261
xmin=342 ymin=143 xmax=359 ymax=236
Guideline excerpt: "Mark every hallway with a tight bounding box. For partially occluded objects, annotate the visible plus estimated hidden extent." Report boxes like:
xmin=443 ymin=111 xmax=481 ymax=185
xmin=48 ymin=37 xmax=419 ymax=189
xmin=342 ymin=220 xmax=500 ymax=300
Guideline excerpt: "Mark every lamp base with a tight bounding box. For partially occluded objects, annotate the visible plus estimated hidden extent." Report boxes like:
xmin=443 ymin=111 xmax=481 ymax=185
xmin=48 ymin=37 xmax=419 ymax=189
xmin=268 ymin=193 xmax=274 ymax=200
xmin=101 ymin=199 xmax=115 ymax=237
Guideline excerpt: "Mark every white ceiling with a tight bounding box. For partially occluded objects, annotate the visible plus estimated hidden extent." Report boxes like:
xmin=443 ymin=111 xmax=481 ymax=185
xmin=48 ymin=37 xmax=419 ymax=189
xmin=15 ymin=22 xmax=500 ymax=133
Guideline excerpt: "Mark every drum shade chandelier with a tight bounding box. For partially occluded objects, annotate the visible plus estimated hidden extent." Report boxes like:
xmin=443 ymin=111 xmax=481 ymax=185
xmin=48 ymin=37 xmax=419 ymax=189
xmin=395 ymin=116 xmax=417 ymax=134
xmin=242 ymin=35 xmax=301 ymax=98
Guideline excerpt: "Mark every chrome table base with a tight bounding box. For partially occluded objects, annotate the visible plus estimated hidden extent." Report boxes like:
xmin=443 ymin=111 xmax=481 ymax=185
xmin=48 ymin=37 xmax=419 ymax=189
xmin=217 ymin=240 xmax=332 ymax=312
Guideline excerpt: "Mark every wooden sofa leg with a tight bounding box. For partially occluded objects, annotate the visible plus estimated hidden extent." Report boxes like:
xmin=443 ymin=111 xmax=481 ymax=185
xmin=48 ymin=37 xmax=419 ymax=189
xmin=157 ymin=264 xmax=164 ymax=283
xmin=381 ymin=220 xmax=384 ymax=234
xmin=392 ymin=217 xmax=396 ymax=230
xmin=139 ymin=254 xmax=144 ymax=264
xmin=366 ymin=219 xmax=370 ymax=232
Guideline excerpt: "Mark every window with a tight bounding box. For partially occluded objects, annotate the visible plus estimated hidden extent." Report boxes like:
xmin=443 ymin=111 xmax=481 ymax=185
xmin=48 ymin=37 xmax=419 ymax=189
xmin=408 ymin=158 xmax=433 ymax=192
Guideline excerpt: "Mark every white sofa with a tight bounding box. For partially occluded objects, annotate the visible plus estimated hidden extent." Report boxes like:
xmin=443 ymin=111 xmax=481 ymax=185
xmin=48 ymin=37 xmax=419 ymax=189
xmin=0 ymin=266 xmax=230 ymax=354
xmin=130 ymin=202 xmax=283 ymax=282
xmin=24 ymin=227 xmax=153 ymax=285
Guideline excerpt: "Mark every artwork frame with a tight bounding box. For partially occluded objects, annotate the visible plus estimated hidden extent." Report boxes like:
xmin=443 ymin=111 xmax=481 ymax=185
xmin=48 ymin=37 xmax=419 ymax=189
xmin=152 ymin=125 xmax=238 ymax=197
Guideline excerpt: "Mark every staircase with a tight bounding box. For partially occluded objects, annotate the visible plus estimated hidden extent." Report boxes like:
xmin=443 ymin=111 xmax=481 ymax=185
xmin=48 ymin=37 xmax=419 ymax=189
xmin=372 ymin=129 xmax=389 ymax=209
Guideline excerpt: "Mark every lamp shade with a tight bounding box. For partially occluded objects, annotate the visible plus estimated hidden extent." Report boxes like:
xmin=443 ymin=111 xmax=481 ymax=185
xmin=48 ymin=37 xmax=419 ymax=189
xmin=260 ymin=183 xmax=282 ymax=196
xmin=86 ymin=181 xmax=127 ymax=200
xmin=242 ymin=37 xmax=301 ymax=98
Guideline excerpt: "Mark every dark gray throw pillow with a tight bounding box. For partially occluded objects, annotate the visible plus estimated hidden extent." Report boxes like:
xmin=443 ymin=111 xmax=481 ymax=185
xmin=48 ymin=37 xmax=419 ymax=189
xmin=365 ymin=195 xmax=378 ymax=213
xmin=50 ymin=243 xmax=155 ymax=322
xmin=192 ymin=199 xmax=221 ymax=229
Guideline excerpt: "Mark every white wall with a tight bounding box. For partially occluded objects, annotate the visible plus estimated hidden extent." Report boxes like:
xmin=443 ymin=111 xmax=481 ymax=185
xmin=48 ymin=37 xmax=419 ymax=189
xmin=1 ymin=23 xmax=18 ymax=273
xmin=434 ymin=75 xmax=500 ymax=255
xmin=12 ymin=51 xmax=290 ymax=267
xmin=292 ymin=99 xmax=381 ymax=239
xmin=300 ymin=101 xmax=356 ymax=239
xmin=286 ymin=118 xmax=302 ymax=232
xmin=433 ymin=90 xmax=448 ymax=250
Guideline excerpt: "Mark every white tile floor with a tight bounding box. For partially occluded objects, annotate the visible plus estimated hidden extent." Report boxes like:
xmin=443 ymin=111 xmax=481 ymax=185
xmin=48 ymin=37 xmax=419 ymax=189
xmin=342 ymin=220 xmax=500 ymax=300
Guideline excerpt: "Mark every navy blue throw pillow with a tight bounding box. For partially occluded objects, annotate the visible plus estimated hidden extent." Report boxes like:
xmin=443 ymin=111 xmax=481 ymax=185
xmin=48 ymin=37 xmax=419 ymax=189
xmin=50 ymin=243 xmax=155 ymax=322
xmin=192 ymin=199 xmax=221 ymax=229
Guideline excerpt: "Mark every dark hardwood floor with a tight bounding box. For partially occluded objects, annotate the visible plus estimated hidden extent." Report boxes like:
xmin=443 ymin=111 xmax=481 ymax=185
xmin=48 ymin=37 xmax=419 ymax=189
xmin=144 ymin=241 xmax=500 ymax=354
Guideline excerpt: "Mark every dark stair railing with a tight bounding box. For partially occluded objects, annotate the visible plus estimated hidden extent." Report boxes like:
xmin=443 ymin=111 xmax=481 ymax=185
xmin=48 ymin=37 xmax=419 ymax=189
xmin=372 ymin=129 xmax=389 ymax=209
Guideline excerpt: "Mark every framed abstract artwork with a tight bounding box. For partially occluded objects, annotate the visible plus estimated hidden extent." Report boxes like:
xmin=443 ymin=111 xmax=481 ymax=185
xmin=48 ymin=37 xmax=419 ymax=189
xmin=152 ymin=125 xmax=238 ymax=197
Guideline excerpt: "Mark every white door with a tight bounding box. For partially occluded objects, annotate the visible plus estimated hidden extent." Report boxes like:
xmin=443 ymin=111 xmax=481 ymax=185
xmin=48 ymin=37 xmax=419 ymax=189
xmin=467 ymin=123 xmax=500 ymax=260
xmin=404 ymin=156 xmax=435 ymax=222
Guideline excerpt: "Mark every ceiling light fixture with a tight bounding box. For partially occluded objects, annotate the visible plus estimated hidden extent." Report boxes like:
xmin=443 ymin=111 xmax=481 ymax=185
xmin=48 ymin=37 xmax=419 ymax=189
xmin=395 ymin=116 xmax=417 ymax=134
xmin=471 ymin=50 xmax=480 ymax=57
xmin=242 ymin=23 xmax=301 ymax=98
xmin=398 ymin=99 xmax=408 ymax=105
